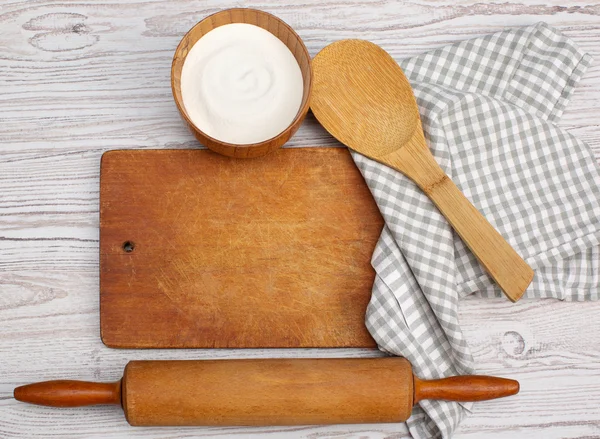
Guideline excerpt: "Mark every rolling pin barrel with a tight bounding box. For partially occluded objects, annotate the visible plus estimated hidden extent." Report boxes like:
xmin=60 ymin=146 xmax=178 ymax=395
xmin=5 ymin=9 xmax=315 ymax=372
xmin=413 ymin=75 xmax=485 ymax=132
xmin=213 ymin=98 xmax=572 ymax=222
xmin=122 ymin=358 xmax=414 ymax=426
xmin=14 ymin=358 xmax=519 ymax=426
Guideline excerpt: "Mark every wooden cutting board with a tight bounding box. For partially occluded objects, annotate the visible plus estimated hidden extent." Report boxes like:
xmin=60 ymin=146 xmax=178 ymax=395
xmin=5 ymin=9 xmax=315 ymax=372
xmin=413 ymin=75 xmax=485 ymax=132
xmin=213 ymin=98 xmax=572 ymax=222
xmin=100 ymin=148 xmax=383 ymax=348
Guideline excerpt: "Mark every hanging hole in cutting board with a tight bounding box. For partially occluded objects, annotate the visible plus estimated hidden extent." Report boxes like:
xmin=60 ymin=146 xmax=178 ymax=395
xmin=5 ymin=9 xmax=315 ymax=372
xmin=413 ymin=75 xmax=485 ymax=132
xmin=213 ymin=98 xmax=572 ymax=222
xmin=122 ymin=241 xmax=135 ymax=253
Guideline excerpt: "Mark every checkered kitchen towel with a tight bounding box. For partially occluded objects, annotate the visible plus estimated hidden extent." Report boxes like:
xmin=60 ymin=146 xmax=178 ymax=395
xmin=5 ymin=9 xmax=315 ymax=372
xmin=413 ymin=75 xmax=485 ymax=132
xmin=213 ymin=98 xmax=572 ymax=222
xmin=351 ymin=22 xmax=600 ymax=439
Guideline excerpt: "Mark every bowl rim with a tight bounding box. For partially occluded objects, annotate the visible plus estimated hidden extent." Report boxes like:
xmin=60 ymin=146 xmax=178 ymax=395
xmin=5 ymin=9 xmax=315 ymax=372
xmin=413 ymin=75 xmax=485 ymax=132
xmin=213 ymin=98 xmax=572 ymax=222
xmin=170 ymin=7 xmax=313 ymax=149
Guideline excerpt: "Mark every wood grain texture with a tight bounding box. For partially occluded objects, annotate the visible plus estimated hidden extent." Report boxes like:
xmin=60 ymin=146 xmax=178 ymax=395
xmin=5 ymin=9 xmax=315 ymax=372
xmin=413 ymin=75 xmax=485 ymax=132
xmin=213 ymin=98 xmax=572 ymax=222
xmin=1 ymin=0 xmax=599 ymax=438
xmin=100 ymin=148 xmax=380 ymax=348
xmin=311 ymin=39 xmax=533 ymax=302
xmin=121 ymin=358 xmax=413 ymax=426
xmin=171 ymin=8 xmax=313 ymax=158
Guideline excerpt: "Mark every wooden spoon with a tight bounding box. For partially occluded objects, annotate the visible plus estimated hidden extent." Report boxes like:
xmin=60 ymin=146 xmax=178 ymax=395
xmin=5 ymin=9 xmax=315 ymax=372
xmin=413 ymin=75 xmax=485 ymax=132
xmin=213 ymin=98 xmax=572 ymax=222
xmin=311 ymin=40 xmax=534 ymax=302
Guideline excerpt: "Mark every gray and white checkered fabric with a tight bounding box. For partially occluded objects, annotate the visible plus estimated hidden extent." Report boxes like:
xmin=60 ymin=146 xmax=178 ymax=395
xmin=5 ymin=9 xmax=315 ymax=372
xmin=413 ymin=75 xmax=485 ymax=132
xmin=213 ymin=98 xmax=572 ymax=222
xmin=351 ymin=22 xmax=600 ymax=439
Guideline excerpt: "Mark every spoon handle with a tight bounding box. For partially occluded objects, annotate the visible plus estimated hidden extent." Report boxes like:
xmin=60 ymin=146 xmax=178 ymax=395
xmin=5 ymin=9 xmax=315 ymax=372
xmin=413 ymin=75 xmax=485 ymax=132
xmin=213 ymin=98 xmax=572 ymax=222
xmin=412 ymin=156 xmax=534 ymax=302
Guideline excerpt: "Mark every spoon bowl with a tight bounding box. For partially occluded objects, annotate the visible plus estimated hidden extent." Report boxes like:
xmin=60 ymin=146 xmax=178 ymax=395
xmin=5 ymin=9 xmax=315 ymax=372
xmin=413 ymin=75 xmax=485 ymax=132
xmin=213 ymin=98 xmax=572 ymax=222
xmin=311 ymin=39 xmax=534 ymax=302
xmin=312 ymin=40 xmax=419 ymax=157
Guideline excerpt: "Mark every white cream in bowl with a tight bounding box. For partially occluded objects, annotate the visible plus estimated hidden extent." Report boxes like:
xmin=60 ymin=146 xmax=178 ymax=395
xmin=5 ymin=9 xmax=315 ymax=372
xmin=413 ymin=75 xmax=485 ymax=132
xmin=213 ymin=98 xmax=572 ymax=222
xmin=180 ymin=23 xmax=304 ymax=145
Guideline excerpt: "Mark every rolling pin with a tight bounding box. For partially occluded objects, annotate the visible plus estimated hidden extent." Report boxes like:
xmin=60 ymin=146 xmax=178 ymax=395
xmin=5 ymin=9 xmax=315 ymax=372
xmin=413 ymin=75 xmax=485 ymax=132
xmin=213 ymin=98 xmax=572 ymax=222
xmin=14 ymin=358 xmax=518 ymax=426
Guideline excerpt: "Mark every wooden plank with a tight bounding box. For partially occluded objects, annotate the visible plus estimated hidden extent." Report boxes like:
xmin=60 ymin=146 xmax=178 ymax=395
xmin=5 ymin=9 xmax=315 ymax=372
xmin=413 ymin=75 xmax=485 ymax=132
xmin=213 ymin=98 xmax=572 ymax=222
xmin=100 ymin=148 xmax=381 ymax=348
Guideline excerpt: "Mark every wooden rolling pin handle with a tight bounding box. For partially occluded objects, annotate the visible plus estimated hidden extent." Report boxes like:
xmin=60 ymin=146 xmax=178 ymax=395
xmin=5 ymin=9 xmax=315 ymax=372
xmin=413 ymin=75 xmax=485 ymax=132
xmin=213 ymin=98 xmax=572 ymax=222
xmin=413 ymin=375 xmax=519 ymax=404
xmin=14 ymin=380 xmax=122 ymax=407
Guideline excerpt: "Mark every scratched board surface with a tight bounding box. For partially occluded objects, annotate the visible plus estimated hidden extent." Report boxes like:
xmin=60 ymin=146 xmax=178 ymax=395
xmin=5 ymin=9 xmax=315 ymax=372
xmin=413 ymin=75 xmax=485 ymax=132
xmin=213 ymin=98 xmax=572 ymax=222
xmin=100 ymin=148 xmax=382 ymax=348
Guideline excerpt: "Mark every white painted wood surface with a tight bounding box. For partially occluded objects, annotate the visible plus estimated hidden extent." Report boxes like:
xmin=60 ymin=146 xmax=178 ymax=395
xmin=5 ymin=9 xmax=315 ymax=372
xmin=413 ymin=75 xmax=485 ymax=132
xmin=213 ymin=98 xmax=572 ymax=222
xmin=1 ymin=1 xmax=599 ymax=437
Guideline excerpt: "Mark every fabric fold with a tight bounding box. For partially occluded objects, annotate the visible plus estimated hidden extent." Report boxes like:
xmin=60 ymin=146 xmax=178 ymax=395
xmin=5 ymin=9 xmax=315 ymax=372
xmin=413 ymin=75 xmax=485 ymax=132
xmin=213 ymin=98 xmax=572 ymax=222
xmin=352 ymin=22 xmax=600 ymax=439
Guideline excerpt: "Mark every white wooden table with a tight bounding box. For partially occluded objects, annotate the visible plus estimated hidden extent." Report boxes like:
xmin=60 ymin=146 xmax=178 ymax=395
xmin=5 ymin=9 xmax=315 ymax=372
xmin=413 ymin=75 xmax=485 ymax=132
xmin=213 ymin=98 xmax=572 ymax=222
xmin=1 ymin=1 xmax=599 ymax=438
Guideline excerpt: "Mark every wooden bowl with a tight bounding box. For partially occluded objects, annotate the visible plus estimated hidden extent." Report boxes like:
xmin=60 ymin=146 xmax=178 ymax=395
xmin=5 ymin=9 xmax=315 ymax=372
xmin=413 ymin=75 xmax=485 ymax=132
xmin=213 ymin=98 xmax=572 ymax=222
xmin=171 ymin=8 xmax=312 ymax=158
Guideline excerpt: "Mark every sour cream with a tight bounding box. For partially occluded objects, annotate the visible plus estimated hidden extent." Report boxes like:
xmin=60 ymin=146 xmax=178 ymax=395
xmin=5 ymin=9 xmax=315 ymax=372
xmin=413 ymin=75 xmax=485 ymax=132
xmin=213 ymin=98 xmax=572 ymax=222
xmin=180 ymin=23 xmax=304 ymax=145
